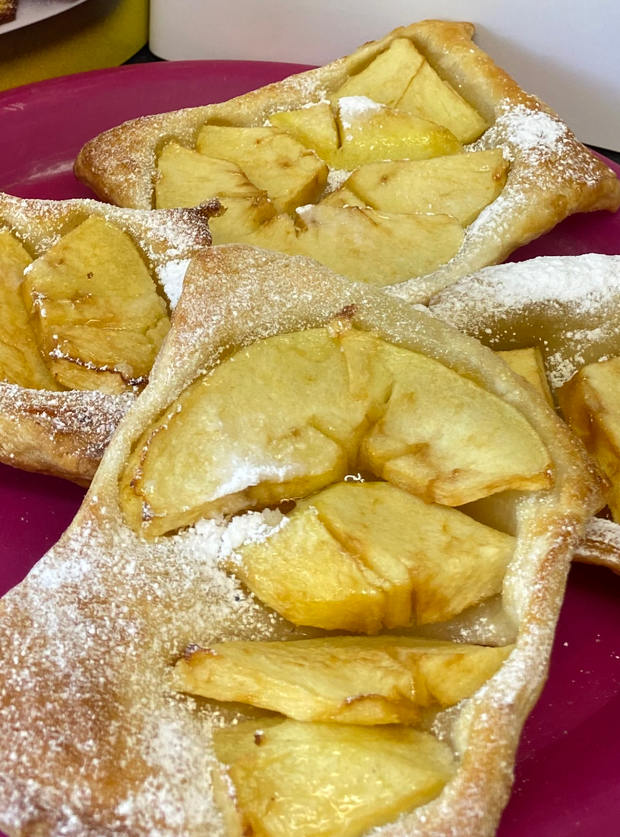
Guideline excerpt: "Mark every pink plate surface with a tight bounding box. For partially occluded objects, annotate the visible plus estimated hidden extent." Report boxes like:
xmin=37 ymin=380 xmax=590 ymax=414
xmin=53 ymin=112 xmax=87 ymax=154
xmin=0 ymin=61 xmax=619 ymax=837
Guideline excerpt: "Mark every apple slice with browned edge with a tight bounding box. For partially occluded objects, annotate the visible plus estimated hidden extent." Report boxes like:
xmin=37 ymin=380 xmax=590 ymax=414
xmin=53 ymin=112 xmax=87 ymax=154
xmin=0 ymin=230 xmax=59 ymax=390
xmin=195 ymin=125 xmax=328 ymax=214
xmin=21 ymin=215 xmax=170 ymax=393
xmin=234 ymin=481 xmax=514 ymax=631
xmin=175 ymin=633 xmax=512 ymax=724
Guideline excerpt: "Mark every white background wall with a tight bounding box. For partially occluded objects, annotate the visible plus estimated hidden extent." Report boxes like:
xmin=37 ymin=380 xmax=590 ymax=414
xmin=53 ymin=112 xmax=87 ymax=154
xmin=150 ymin=0 xmax=620 ymax=150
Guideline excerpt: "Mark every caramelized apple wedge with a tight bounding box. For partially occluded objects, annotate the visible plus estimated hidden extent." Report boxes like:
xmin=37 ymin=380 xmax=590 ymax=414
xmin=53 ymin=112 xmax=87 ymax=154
xmin=240 ymin=203 xmax=464 ymax=286
xmin=213 ymin=719 xmax=455 ymax=837
xmin=175 ymin=635 xmax=512 ymax=724
xmin=21 ymin=215 xmax=170 ymax=393
xmin=234 ymin=481 xmax=514 ymax=631
xmin=498 ymin=347 xmax=554 ymax=407
xmin=397 ymin=59 xmax=489 ymax=143
xmin=332 ymin=37 xmax=425 ymax=106
xmin=340 ymin=149 xmax=509 ymax=226
xmin=119 ymin=325 xmax=552 ymax=538
xmin=268 ymin=101 xmax=341 ymax=162
xmin=195 ymin=125 xmax=328 ymax=214
xmin=119 ymin=326 xmax=389 ymax=537
xmin=0 ymin=230 xmax=59 ymax=389
xmin=155 ymin=141 xmax=275 ymax=240
xmin=360 ymin=337 xmax=553 ymax=505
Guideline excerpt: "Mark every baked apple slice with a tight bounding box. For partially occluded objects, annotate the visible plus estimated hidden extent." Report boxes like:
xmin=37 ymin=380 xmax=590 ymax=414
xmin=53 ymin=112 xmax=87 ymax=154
xmin=268 ymin=101 xmax=340 ymax=163
xmin=241 ymin=203 xmax=464 ymax=286
xmin=195 ymin=125 xmax=328 ymax=213
xmin=176 ymin=634 xmax=512 ymax=724
xmin=21 ymin=214 xmax=170 ymax=393
xmin=0 ymin=230 xmax=58 ymax=390
xmin=155 ymin=140 xmax=275 ymax=240
xmin=558 ymin=356 xmax=620 ymax=522
xmin=213 ymin=719 xmax=455 ymax=837
xmin=334 ymin=97 xmax=462 ymax=170
xmin=233 ymin=481 xmax=514 ymax=631
xmin=336 ymin=149 xmax=509 ymax=226
xmin=119 ymin=324 xmax=552 ymax=538
xmin=331 ymin=36 xmax=425 ymax=107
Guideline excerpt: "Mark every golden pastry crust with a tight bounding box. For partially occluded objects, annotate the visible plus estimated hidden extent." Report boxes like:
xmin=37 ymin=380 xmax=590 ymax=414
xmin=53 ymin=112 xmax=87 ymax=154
xmin=0 ymin=245 xmax=604 ymax=836
xmin=0 ymin=192 xmax=216 ymax=484
xmin=74 ymin=20 xmax=620 ymax=300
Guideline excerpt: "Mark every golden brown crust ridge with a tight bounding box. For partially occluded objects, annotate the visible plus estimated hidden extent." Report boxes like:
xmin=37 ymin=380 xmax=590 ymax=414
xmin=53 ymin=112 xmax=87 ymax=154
xmin=0 ymin=246 xmax=604 ymax=836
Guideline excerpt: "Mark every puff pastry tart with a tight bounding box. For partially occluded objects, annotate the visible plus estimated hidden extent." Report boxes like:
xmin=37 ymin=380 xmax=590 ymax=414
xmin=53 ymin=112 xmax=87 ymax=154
xmin=0 ymin=192 xmax=216 ymax=483
xmin=0 ymin=245 xmax=604 ymax=836
xmin=74 ymin=20 xmax=620 ymax=299
xmin=428 ymin=252 xmax=620 ymax=575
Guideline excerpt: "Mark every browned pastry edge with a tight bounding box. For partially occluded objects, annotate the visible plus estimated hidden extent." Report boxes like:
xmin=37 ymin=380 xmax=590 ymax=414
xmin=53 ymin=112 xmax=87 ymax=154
xmin=74 ymin=19 xmax=620 ymax=302
xmin=575 ymin=518 xmax=620 ymax=575
xmin=0 ymin=245 xmax=604 ymax=836
xmin=0 ymin=192 xmax=216 ymax=483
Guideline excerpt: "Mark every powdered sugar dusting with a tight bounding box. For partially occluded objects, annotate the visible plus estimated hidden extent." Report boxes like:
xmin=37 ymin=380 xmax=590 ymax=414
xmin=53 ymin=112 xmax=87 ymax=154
xmin=0 ymin=504 xmax=300 ymax=835
xmin=429 ymin=255 xmax=620 ymax=388
xmin=156 ymin=258 xmax=191 ymax=309
xmin=337 ymin=95 xmax=384 ymax=134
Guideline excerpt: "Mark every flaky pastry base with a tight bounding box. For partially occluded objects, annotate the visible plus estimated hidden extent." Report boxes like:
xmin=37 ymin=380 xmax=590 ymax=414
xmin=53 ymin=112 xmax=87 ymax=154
xmin=0 ymin=245 xmax=604 ymax=836
xmin=74 ymin=20 xmax=620 ymax=301
xmin=0 ymin=192 xmax=215 ymax=484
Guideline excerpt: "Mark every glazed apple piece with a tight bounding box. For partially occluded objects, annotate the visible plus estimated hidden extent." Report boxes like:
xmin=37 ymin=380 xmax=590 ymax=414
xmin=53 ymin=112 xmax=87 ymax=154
xmin=360 ymin=337 xmax=553 ymax=505
xmin=119 ymin=326 xmax=393 ymax=537
xmin=332 ymin=37 xmax=425 ymax=107
xmin=234 ymin=481 xmax=514 ymax=631
xmin=241 ymin=203 xmax=463 ymax=286
xmin=195 ymin=125 xmax=328 ymax=213
xmin=213 ymin=719 xmax=455 ymax=837
xmin=557 ymin=356 xmax=620 ymax=521
xmin=268 ymin=101 xmax=340 ymax=162
xmin=334 ymin=97 xmax=462 ymax=170
xmin=397 ymin=58 xmax=489 ymax=143
xmin=337 ymin=149 xmax=509 ymax=226
xmin=0 ymin=230 xmax=59 ymax=389
xmin=175 ymin=634 xmax=513 ymax=724
xmin=119 ymin=326 xmax=553 ymax=538
xmin=21 ymin=215 xmax=170 ymax=393
xmin=155 ymin=141 xmax=275 ymax=241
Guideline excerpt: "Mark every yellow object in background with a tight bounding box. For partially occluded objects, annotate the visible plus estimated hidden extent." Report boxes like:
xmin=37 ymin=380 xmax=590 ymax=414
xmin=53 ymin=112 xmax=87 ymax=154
xmin=0 ymin=0 xmax=148 ymax=92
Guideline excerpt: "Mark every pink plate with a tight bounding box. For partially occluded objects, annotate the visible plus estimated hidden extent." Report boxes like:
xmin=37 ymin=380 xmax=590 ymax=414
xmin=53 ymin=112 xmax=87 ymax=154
xmin=0 ymin=62 xmax=619 ymax=837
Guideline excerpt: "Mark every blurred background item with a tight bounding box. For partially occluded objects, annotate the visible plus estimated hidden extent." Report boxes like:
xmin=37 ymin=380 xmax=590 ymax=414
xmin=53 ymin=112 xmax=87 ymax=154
xmin=0 ymin=0 xmax=148 ymax=91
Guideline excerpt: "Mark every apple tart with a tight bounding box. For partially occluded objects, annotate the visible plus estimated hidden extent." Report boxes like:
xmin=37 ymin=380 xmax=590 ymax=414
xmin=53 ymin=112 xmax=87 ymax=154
xmin=74 ymin=20 xmax=620 ymax=298
xmin=0 ymin=245 xmax=604 ymax=836
xmin=0 ymin=191 xmax=216 ymax=483
xmin=428 ymin=252 xmax=620 ymax=575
